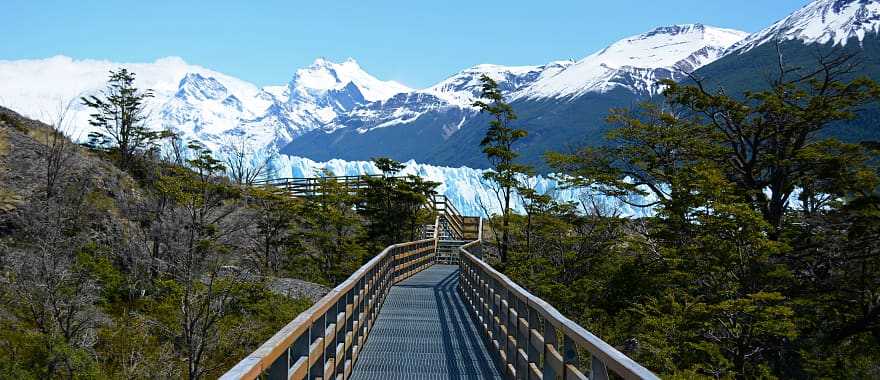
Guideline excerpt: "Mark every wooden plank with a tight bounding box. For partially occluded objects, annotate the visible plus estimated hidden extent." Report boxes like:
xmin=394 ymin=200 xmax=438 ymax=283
xmin=324 ymin=323 xmax=336 ymax=344
xmin=335 ymin=343 xmax=344 ymax=364
xmin=308 ymin=337 xmax=324 ymax=367
xmin=528 ymin=363 xmax=542 ymax=380
xmin=545 ymin=344 xmax=563 ymax=375
xmin=530 ymin=330 xmax=544 ymax=353
xmin=336 ymin=312 xmax=345 ymax=332
xmin=565 ymin=364 xmax=588 ymax=380
xmin=289 ymin=356 xmax=308 ymax=380
xmin=323 ymin=358 xmax=335 ymax=380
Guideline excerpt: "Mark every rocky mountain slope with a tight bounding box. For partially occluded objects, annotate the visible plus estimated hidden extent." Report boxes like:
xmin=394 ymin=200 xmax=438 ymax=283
xmin=0 ymin=105 xmax=329 ymax=298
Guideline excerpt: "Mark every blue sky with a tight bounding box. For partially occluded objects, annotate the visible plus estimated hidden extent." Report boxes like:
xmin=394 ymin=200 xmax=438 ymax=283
xmin=4 ymin=0 xmax=809 ymax=88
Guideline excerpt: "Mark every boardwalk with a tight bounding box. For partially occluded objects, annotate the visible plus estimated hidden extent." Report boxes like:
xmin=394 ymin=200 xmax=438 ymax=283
xmin=221 ymin=202 xmax=658 ymax=380
xmin=350 ymin=265 xmax=502 ymax=380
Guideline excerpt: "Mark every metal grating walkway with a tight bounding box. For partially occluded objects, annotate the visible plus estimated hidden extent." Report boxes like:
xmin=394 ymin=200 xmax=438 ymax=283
xmin=350 ymin=265 xmax=503 ymax=380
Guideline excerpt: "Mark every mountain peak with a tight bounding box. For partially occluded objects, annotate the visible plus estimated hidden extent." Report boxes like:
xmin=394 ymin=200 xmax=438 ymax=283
xmin=292 ymin=58 xmax=409 ymax=102
xmin=644 ymin=23 xmax=706 ymax=37
xmin=730 ymin=0 xmax=880 ymax=53
xmin=425 ymin=63 xmax=545 ymax=106
xmin=312 ymin=57 xmax=359 ymax=68
xmin=175 ymin=72 xmax=228 ymax=101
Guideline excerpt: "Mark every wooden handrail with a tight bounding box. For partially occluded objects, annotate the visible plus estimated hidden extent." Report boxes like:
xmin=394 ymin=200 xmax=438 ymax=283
xmin=432 ymin=195 xmax=466 ymax=239
xmin=221 ymin=238 xmax=437 ymax=380
xmin=258 ymin=175 xmax=426 ymax=198
xmin=458 ymin=241 xmax=660 ymax=380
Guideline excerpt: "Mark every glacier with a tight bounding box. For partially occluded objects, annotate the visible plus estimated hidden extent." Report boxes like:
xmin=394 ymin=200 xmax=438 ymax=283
xmin=271 ymin=155 xmax=654 ymax=218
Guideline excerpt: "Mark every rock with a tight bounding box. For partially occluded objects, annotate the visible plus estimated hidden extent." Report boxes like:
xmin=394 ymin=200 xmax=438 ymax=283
xmin=267 ymin=277 xmax=330 ymax=302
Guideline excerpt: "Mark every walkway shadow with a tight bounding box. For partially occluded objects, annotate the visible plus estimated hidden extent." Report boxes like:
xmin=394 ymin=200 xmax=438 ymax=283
xmin=433 ymin=266 xmax=501 ymax=379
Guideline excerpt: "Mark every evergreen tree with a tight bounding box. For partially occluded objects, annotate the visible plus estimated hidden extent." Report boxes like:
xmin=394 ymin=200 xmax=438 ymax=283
xmin=360 ymin=158 xmax=437 ymax=248
xmin=295 ymin=170 xmax=366 ymax=284
xmin=81 ymin=68 xmax=171 ymax=170
xmin=473 ymin=74 xmax=531 ymax=262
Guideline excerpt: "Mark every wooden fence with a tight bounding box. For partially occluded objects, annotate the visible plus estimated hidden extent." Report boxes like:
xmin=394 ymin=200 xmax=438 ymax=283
xmin=220 ymin=238 xmax=436 ymax=380
xmin=459 ymin=241 xmax=660 ymax=380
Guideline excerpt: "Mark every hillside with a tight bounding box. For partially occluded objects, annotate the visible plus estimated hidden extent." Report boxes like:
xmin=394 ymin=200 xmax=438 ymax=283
xmin=0 ymin=107 xmax=333 ymax=378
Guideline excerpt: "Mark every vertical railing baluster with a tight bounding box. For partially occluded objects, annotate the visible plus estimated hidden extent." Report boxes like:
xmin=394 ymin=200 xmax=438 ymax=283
xmin=482 ymin=270 xmax=491 ymax=351
xmin=514 ymin=296 xmax=526 ymax=379
xmin=292 ymin=333 xmax=309 ymax=378
xmin=543 ymin=320 xmax=558 ymax=380
xmin=563 ymin=335 xmax=577 ymax=380
xmin=591 ymin=354 xmax=609 ymax=380
xmin=323 ymin=301 xmax=336 ymax=380
xmin=503 ymin=288 xmax=514 ymax=377
xmin=526 ymin=305 xmax=540 ymax=380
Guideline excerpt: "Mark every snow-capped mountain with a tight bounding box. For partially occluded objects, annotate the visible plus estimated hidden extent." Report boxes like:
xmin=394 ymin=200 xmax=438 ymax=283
xmin=424 ymin=63 xmax=569 ymax=107
xmin=0 ymin=56 xmax=269 ymax=142
xmin=283 ymin=24 xmax=747 ymax=169
xmin=290 ymin=58 xmax=410 ymax=103
xmin=0 ymin=55 xmax=407 ymax=152
xmin=272 ymin=155 xmax=652 ymax=217
xmin=728 ymin=0 xmax=880 ymax=54
xmin=243 ymin=58 xmax=411 ymax=142
xmin=515 ymin=24 xmax=748 ymax=99
xmin=0 ymin=23 xmax=745 ymax=166
xmin=320 ymin=62 xmax=571 ymax=136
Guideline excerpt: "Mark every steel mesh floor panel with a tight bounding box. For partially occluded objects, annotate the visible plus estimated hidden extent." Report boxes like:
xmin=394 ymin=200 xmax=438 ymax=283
xmin=349 ymin=265 xmax=502 ymax=380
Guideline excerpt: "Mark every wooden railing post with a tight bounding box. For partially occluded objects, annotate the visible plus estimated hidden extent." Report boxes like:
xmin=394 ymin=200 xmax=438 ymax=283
xmin=563 ymin=335 xmax=584 ymax=380
xmin=308 ymin=315 xmax=323 ymax=379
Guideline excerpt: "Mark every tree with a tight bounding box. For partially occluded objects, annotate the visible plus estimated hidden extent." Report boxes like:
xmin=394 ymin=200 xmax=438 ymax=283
xmin=41 ymin=100 xmax=77 ymax=198
xmin=150 ymin=142 xmax=246 ymax=380
xmin=548 ymin=103 xmax=719 ymax=241
xmin=360 ymin=158 xmax=437 ymax=247
xmin=294 ymin=170 xmax=366 ymax=284
xmin=473 ymin=74 xmax=531 ymax=262
xmin=81 ymin=68 xmax=171 ymax=170
xmin=662 ymin=50 xmax=880 ymax=236
xmin=540 ymin=51 xmax=880 ymax=378
xmin=1 ymin=171 xmax=103 ymax=378
xmin=244 ymin=187 xmax=300 ymax=275
xmin=219 ymin=134 xmax=275 ymax=187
